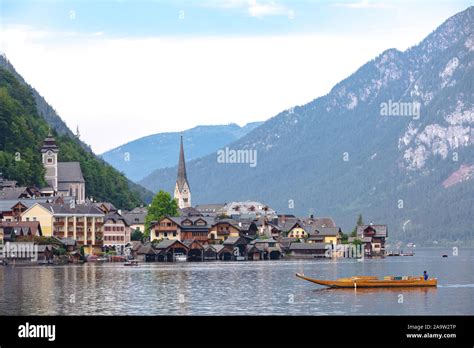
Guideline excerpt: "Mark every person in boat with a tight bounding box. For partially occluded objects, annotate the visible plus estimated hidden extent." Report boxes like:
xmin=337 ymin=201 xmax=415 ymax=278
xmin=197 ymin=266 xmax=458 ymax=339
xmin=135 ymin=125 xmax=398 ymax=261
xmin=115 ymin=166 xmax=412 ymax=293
xmin=423 ymin=271 xmax=428 ymax=281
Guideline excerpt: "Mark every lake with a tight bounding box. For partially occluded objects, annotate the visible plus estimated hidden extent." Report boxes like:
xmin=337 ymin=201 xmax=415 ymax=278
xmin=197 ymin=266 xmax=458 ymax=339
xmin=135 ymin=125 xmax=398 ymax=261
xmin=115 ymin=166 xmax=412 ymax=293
xmin=0 ymin=248 xmax=473 ymax=315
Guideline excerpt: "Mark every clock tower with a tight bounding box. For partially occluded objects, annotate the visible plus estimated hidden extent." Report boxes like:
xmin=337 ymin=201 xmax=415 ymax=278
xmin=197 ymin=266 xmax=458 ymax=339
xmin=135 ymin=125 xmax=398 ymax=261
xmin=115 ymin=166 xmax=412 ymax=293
xmin=41 ymin=133 xmax=59 ymax=192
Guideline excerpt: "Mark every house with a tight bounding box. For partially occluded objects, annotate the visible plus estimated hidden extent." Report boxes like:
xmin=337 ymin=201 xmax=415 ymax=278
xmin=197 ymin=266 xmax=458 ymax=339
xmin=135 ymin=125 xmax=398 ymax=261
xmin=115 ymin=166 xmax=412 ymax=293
xmin=103 ymin=211 xmax=131 ymax=254
xmin=302 ymin=216 xmax=337 ymax=228
xmin=217 ymin=201 xmax=277 ymax=219
xmin=258 ymin=219 xmax=282 ymax=239
xmin=306 ymin=226 xmax=343 ymax=245
xmin=277 ymin=237 xmax=298 ymax=254
xmin=357 ymin=224 xmax=388 ymax=256
xmin=238 ymin=220 xmax=258 ymax=238
xmin=203 ymin=244 xmax=223 ymax=260
xmin=153 ymin=239 xmax=189 ymax=262
xmin=0 ymin=221 xmax=43 ymax=242
xmin=0 ymin=199 xmax=61 ymax=222
xmin=57 ymin=237 xmax=77 ymax=252
xmin=93 ymin=202 xmax=117 ymax=215
xmin=288 ymin=242 xmax=328 ymax=258
xmin=36 ymin=245 xmax=54 ymax=263
xmin=136 ymin=244 xmax=157 ymax=262
xmin=195 ymin=203 xmax=226 ymax=217
xmin=222 ymin=236 xmax=249 ymax=259
xmin=178 ymin=217 xmax=214 ymax=243
xmin=208 ymin=219 xmax=240 ymax=244
xmin=123 ymin=206 xmax=147 ymax=234
xmin=247 ymin=238 xmax=281 ymax=260
xmin=285 ymin=221 xmax=308 ymax=239
xmin=151 ymin=216 xmax=213 ymax=244
xmin=129 ymin=241 xmax=143 ymax=259
xmin=182 ymin=239 xmax=205 ymax=261
xmin=21 ymin=203 xmax=104 ymax=251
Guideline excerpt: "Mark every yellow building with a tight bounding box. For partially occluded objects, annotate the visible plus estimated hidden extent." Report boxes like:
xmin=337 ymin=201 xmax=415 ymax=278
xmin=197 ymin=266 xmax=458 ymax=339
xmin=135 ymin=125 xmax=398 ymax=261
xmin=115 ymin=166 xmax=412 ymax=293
xmin=286 ymin=222 xmax=308 ymax=239
xmin=21 ymin=203 xmax=54 ymax=236
xmin=307 ymin=227 xmax=343 ymax=245
xmin=151 ymin=217 xmax=182 ymax=241
xmin=208 ymin=219 xmax=241 ymax=244
xmin=21 ymin=203 xmax=104 ymax=250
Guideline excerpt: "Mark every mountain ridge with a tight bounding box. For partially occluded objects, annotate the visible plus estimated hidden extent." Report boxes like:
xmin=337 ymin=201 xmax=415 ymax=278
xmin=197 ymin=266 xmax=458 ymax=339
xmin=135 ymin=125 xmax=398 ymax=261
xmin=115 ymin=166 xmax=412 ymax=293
xmin=139 ymin=6 xmax=474 ymax=243
xmin=100 ymin=121 xmax=263 ymax=181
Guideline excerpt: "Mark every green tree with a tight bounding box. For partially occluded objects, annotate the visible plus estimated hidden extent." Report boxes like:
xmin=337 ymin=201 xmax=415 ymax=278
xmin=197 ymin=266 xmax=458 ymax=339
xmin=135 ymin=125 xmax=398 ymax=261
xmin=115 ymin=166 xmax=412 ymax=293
xmin=131 ymin=228 xmax=144 ymax=241
xmin=144 ymin=190 xmax=179 ymax=239
xmin=350 ymin=214 xmax=364 ymax=237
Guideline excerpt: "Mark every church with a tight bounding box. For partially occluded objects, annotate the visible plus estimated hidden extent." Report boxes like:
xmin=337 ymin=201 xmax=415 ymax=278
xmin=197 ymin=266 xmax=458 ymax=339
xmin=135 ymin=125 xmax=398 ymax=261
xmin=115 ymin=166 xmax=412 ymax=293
xmin=174 ymin=136 xmax=191 ymax=209
xmin=40 ymin=134 xmax=86 ymax=203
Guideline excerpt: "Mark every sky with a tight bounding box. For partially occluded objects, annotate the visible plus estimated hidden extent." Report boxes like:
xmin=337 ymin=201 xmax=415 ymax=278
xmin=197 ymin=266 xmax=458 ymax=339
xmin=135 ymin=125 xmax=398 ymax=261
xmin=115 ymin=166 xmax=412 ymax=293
xmin=0 ymin=0 xmax=472 ymax=153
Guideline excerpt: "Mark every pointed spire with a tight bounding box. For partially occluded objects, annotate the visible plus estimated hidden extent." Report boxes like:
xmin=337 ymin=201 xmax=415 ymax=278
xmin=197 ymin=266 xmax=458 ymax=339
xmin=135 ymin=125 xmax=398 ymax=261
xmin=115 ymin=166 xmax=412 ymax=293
xmin=176 ymin=135 xmax=189 ymax=191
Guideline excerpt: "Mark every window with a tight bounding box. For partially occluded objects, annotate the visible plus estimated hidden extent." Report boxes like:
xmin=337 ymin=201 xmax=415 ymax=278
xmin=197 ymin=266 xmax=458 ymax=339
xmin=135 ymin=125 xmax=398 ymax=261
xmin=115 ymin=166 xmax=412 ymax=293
xmin=173 ymin=232 xmax=176 ymax=237
xmin=164 ymin=232 xmax=168 ymax=237
xmin=47 ymin=158 xmax=53 ymax=164
xmin=33 ymin=217 xmax=37 ymax=221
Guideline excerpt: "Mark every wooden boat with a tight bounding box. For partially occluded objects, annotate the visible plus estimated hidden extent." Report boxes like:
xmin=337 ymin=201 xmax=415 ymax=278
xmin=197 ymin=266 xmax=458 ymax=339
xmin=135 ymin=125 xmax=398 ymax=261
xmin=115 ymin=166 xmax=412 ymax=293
xmin=174 ymin=253 xmax=187 ymax=262
xmin=124 ymin=260 xmax=139 ymax=266
xmin=296 ymin=273 xmax=437 ymax=288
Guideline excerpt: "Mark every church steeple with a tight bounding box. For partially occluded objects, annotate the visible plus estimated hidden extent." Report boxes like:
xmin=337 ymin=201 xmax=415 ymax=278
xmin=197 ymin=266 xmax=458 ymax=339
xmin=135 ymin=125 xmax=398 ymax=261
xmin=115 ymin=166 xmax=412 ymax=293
xmin=177 ymin=135 xmax=188 ymax=189
xmin=174 ymin=135 xmax=191 ymax=208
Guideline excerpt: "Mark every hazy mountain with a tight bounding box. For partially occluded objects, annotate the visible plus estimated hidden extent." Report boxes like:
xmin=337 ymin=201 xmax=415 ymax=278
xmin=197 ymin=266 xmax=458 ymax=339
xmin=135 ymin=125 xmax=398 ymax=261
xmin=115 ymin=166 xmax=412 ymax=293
xmin=101 ymin=122 xmax=263 ymax=182
xmin=139 ymin=6 xmax=474 ymax=244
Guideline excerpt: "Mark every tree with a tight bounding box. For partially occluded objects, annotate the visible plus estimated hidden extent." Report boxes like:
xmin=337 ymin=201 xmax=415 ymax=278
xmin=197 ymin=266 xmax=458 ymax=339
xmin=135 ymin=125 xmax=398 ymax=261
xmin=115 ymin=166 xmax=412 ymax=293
xmin=131 ymin=228 xmax=144 ymax=241
xmin=350 ymin=214 xmax=364 ymax=237
xmin=144 ymin=190 xmax=179 ymax=239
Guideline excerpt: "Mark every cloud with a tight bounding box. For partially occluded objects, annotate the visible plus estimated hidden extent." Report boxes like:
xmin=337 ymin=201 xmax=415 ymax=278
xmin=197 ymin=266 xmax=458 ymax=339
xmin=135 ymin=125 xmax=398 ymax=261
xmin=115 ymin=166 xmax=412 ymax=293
xmin=203 ymin=0 xmax=289 ymax=18
xmin=334 ymin=0 xmax=393 ymax=9
xmin=0 ymin=24 xmax=424 ymax=153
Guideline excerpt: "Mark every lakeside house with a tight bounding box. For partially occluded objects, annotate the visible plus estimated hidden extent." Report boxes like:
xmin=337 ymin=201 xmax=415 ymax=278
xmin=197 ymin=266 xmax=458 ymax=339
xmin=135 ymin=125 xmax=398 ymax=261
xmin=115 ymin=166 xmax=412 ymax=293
xmin=306 ymin=226 xmax=343 ymax=245
xmin=0 ymin=221 xmax=43 ymax=243
xmin=20 ymin=203 xmax=104 ymax=254
xmin=151 ymin=216 xmax=214 ymax=243
xmin=356 ymin=224 xmax=388 ymax=256
xmin=103 ymin=211 xmax=131 ymax=254
xmin=123 ymin=206 xmax=147 ymax=234
xmin=288 ymin=242 xmax=328 ymax=258
xmin=208 ymin=219 xmax=241 ymax=244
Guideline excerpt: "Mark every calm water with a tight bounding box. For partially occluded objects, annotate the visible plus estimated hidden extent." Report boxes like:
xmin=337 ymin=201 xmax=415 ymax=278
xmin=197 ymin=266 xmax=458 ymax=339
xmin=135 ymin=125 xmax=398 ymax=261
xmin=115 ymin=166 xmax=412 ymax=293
xmin=0 ymin=248 xmax=473 ymax=315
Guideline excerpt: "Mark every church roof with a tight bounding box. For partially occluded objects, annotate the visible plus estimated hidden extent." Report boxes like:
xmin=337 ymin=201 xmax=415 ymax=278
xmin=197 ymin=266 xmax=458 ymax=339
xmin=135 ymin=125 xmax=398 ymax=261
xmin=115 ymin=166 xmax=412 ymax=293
xmin=41 ymin=134 xmax=59 ymax=152
xmin=176 ymin=135 xmax=190 ymax=192
xmin=58 ymin=162 xmax=85 ymax=183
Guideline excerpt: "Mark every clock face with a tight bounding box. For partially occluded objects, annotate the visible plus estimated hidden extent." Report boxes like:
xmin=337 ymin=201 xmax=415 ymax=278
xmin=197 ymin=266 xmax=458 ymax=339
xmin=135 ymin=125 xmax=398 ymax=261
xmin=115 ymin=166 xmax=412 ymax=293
xmin=47 ymin=150 xmax=53 ymax=156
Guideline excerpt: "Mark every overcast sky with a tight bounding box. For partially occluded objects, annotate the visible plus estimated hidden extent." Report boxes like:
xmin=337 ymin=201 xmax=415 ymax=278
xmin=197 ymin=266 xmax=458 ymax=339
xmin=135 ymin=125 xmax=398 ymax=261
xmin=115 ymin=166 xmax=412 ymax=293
xmin=0 ymin=0 xmax=471 ymax=153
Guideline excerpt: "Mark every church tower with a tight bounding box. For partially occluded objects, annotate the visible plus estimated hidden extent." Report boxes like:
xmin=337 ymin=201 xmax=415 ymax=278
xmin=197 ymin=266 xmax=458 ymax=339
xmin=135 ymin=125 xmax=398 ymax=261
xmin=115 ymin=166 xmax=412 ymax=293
xmin=174 ymin=136 xmax=191 ymax=209
xmin=41 ymin=133 xmax=59 ymax=192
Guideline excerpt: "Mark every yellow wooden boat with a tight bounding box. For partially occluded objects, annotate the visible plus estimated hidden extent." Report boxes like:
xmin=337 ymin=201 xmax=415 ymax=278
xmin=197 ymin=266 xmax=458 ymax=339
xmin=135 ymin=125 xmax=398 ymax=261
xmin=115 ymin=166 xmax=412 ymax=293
xmin=296 ymin=273 xmax=437 ymax=288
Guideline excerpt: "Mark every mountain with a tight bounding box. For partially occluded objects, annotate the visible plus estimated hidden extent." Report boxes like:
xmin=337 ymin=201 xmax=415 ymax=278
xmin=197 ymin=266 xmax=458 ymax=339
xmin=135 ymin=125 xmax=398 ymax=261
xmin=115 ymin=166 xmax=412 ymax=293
xmin=0 ymin=56 xmax=154 ymax=208
xmin=139 ymin=6 xmax=474 ymax=244
xmin=101 ymin=122 xmax=263 ymax=182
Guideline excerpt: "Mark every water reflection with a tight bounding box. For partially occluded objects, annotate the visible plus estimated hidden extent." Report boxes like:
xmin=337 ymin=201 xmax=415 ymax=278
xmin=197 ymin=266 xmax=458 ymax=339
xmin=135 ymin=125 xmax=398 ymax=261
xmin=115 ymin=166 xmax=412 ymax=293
xmin=0 ymin=249 xmax=473 ymax=315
